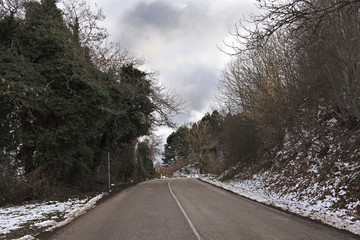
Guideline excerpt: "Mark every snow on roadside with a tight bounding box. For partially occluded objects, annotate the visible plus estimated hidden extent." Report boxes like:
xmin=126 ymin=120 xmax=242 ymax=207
xmin=173 ymin=163 xmax=200 ymax=178
xmin=13 ymin=235 xmax=36 ymax=240
xmin=200 ymin=176 xmax=360 ymax=236
xmin=45 ymin=193 xmax=105 ymax=232
xmin=0 ymin=193 xmax=106 ymax=239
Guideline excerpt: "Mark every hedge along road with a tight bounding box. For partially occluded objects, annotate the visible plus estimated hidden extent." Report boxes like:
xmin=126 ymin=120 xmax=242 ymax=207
xmin=50 ymin=178 xmax=360 ymax=240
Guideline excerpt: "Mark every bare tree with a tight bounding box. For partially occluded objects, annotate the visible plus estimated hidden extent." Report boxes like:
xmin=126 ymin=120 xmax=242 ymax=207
xmin=219 ymin=33 xmax=298 ymax=147
xmin=219 ymin=0 xmax=360 ymax=152
xmin=149 ymin=76 xmax=184 ymax=128
xmin=0 ymin=0 xmax=27 ymax=17
xmin=61 ymin=0 xmax=108 ymax=50
xmin=141 ymin=135 xmax=162 ymax=162
xmin=186 ymin=121 xmax=218 ymax=174
xmin=92 ymin=42 xmax=142 ymax=81
xmin=289 ymin=0 xmax=360 ymax=126
xmin=231 ymin=0 xmax=360 ymax=53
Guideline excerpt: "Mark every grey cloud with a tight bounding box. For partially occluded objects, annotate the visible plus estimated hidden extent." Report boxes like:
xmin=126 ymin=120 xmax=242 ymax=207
xmin=174 ymin=65 xmax=217 ymax=112
xmin=124 ymin=1 xmax=182 ymax=30
xmin=110 ymin=0 xmax=258 ymax=126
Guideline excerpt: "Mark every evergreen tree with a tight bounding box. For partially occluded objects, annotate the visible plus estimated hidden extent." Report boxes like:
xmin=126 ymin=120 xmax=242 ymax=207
xmin=162 ymin=126 xmax=190 ymax=166
xmin=136 ymin=142 xmax=156 ymax=179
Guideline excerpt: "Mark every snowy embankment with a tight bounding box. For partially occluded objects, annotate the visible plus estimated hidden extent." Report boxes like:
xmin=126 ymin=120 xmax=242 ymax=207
xmin=173 ymin=163 xmax=201 ymax=178
xmin=200 ymin=176 xmax=360 ymax=236
xmin=199 ymin=111 xmax=360 ymax=236
xmin=0 ymin=193 xmax=106 ymax=240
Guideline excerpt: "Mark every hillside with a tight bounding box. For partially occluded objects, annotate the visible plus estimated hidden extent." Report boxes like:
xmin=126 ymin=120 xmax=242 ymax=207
xmin=202 ymin=106 xmax=360 ymax=235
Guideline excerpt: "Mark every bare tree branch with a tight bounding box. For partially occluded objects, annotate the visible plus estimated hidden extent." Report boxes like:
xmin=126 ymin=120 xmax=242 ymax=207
xmin=231 ymin=0 xmax=360 ymax=54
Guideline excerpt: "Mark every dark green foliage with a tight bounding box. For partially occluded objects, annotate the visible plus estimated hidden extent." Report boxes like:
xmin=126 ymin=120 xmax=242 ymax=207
xmin=94 ymin=142 xmax=136 ymax=186
xmin=0 ymin=0 xmax=160 ymax=202
xmin=162 ymin=125 xmax=190 ymax=166
xmin=136 ymin=142 xmax=156 ymax=179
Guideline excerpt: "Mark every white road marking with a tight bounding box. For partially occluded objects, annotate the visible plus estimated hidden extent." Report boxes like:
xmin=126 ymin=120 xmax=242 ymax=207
xmin=168 ymin=179 xmax=202 ymax=240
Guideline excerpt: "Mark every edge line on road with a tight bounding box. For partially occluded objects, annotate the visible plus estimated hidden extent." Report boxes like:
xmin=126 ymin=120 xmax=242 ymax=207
xmin=168 ymin=179 xmax=202 ymax=240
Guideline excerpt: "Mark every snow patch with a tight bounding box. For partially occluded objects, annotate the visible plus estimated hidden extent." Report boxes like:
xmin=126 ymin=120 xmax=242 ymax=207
xmin=201 ymin=176 xmax=360 ymax=236
xmin=14 ymin=235 xmax=36 ymax=240
xmin=0 ymin=193 xmax=106 ymax=239
xmin=46 ymin=193 xmax=106 ymax=231
xmin=173 ymin=163 xmax=200 ymax=178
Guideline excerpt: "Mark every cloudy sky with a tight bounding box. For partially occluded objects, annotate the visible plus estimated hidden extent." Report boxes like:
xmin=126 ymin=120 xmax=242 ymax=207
xmin=84 ymin=0 xmax=259 ymax=142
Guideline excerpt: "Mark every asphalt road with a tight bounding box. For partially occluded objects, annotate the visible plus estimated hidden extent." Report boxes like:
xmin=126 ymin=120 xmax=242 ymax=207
xmin=50 ymin=178 xmax=360 ymax=240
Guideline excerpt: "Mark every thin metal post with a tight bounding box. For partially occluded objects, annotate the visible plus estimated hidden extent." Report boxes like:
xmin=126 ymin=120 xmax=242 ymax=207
xmin=108 ymin=151 xmax=111 ymax=192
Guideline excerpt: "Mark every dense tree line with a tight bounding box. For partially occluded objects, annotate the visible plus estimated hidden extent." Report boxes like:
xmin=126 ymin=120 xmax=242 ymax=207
xmin=163 ymin=0 xmax=359 ymax=174
xmin=162 ymin=111 xmax=261 ymax=174
xmin=0 ymin=0 xmax=179 ymax=204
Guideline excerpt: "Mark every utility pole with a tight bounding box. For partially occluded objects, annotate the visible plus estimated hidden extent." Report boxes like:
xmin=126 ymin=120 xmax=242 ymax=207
xmin=108 ymin=151 xmax=111 ymax=192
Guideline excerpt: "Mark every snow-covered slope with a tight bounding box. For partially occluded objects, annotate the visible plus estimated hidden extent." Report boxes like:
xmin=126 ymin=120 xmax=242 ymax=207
xmin=201 ymin=175 xmax=359 ymax=235
xmin=202 ymin=108 xmax=360 ymax=236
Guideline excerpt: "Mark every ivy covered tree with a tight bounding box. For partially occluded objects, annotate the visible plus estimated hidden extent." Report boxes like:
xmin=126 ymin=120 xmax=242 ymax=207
xmin=0 ymin=0 xmax=181 ymax=203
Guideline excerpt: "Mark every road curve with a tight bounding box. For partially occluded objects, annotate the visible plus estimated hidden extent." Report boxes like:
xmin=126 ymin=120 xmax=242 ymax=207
xmin=50 ymin=178 xmax=360 ymax=240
